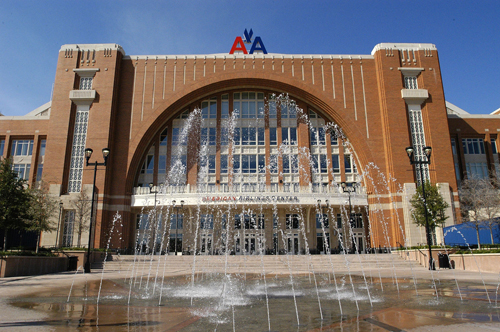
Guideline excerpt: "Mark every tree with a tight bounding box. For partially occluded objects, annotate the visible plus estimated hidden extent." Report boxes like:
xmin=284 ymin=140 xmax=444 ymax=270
xmin=459 ymin=176 xmax=500 ymax=249
xmin=28 ymin=181 xmax=58 ymax=253
xmin=410 ymin=181 xmax=449 ymax=244
xmin=0 ymin=158 xmax=31 ymax=250
xmin=71 ymin=190 xmax=91 ymax=247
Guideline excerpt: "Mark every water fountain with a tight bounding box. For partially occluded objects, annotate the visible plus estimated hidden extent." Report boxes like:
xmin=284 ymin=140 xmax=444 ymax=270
xmin=3 ymin=94 xmax=499 ymax=331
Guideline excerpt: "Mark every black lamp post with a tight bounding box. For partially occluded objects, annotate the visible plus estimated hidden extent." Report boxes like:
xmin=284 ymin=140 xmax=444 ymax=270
xmin=317 ymin=199 xmax=329 ymax=252
xmin=84 ymin=147 xmax=110 ymax=273
xmin=55 ymin=201 xmax=63 ymax=248
xmin=172 ymin=200 xmax=184 ymax=255
xmin=405 ymin=145 xmax=435 ymax=270
xmin=341 ymin=182 xmax=356 ymax=252
xmin=149 ymin=183 xmax=158 ymax=254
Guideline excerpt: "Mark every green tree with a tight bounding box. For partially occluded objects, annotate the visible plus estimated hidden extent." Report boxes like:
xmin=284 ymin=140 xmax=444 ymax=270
xmin=0 ymin=158 xmax=31 ymax=250
xmin=410 ymin=181 xmax=449 ymax=244
xmin=28 ymin=181 xmax=58 ymax=253
xmin=71 ymin=190 xmax=91 ymax=248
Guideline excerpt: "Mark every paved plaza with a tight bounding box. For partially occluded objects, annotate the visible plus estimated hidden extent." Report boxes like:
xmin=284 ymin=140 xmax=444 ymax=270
xmin=0 ymin=253 xmax=499 ymax=331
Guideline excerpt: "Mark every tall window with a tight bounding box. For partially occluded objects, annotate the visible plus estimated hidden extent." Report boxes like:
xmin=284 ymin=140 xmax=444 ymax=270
xmin=281 ymin=127 xmax=297 ymax=145
xmin=269 ymin=128 xmax=277 ymax=145
xmin=408 ymin=104 xmax=429 ymax=183
xmin=310 ymin=127 xmax=326 ymax=146
xmin=221 ymin=94 xmax=229 ymax=118
xmin=11 ymin=139 xmax=34 ymax=181
xmin=281 ymin=103 xmax=297 ymax=119
xmin=200 ymin=128 xmax=217 ymax=146
xmin=282 ymin=154 xmax=298 ymax=173
xmin=312 ymin=154 xmax=328 ymax=174
xmin=286 ymin=214 xmax=300 ymax=229
xmin=220 ymin=155 xmax=228 ymax=174
xmin=13 ymin=164 xmax=30 ymax=180
xmin=331 ymin=155 xmax=340 ymax=173
xmin=200 ymin=214 xmax=214 ymax=229
xmin=141 ymin=155 xmax=154 ymax=175
xmin=344 ymin=154 xmax=353 ymax=173
xmin=170 ymin=213 xmax=184 ymax=229
xmin=172 ymin=128 xmax=187 ymax=146
xmin=68 ymin=108 xmax=89 ymax=193
xmin=62 ymin=211 xmax=75 ymax=247
xmin=451 ymin=138 xmax=457 ymax=155
xmin=200 ymin=155 xmax=216 ymax=174
xmin=316 ymin=214 xmax=329 ymax=228
xmin=201 ymin=99 xmax=217 ymax=119
xmin=258 ymin=127 xmax=265 ymax=145
xmin=241 ymin=128 xmax=256 ymax=145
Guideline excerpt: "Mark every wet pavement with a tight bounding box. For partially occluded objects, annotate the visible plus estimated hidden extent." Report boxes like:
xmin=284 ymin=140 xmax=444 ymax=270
xmin=1 ymin=254 xmax=500 ymax=331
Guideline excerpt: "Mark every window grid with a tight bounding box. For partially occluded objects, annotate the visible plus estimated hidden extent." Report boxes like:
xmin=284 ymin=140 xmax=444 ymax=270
xmin=282 ymin=154 xmax=299 ymax=174
xmin=408 ymin=107 xmax=429 ymax=183
xmin=68 ymin=109 xmax=89 ymax=193
xmin=462 ymin=138 xmax=485 ymax=155
xmin=466 ymin=162 xmax=488 ymax=179
xmin=200 ymin=214 xmax=214 ymax=229
xmin=312 ymin=154 xmax=328 ymax=174
xmin=201 ymin=100 xmax=217 ymax=119
xmin=404 ymin=76 xmax=418 ymax=89
xmin=200 ymin=128 xmax=217 ymax=146
xmin=316 ymin=214 xmax=329 ymax=228
xmin=79 ymin=77 xmax=93 ymax=90
xmin=331 ymin=154 xmax=340 ymax=173
xmin=11 ymin=140 xmax=34 ymax=156
xmin=281 ymin=127 xmax=297 ymax=145
xmin=62 ymin=211 xmax=75 ymax=248
xmin=310 ymin=127 xmax=326 ymax=146
xmin=13 ymin=164 xmax=30 ymax=180
xmin=233 ymin=92 xmax=265 ymax=119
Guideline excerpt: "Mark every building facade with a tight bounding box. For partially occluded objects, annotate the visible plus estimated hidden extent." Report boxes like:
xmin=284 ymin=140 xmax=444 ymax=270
xmin=3 ymin=41 xmax=495 ymax=254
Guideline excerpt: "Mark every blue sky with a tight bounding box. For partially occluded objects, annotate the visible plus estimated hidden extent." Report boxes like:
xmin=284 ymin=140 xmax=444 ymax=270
xmin=0 ymin=0 xmax=498 ymax=116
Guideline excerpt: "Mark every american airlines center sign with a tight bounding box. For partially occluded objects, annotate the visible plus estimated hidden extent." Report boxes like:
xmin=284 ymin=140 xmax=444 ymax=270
xmin=202 ymin=195 xmax=299 ymax=203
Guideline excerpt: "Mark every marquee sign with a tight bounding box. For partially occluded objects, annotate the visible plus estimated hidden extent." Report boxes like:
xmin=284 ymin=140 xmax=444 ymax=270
xmin=202 ymin=195 xmax=299 ymax=203
xmin=229 ymin=29 xmax=268 ymax=55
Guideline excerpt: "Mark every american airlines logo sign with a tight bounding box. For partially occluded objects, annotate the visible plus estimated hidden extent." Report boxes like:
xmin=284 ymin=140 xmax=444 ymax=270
xmin=229 ymin=29 xmax=268 ymax=55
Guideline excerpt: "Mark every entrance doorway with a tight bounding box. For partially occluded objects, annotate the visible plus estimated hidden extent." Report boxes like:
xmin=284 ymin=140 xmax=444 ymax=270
xmin=200 ymin=233 xmax=213 ymax=255
xmin=286 ymin=233 xmax=300 ymax=254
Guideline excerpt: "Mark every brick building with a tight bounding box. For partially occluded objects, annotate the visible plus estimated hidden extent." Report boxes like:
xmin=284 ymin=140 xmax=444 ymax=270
xmin=1 ymin=42 xmax=495 ymax=253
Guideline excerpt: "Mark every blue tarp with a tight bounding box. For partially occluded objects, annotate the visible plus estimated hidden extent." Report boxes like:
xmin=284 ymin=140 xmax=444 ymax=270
xmin=444 ymin=221 xmax=500 ymax=246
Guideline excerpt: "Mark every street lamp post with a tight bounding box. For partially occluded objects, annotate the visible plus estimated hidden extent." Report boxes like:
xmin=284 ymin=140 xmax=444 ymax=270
xmin=317 ymin=199 xmax=329 ymax=253
xmin=84 ymin=147 xmax=110 ymax=273
xmin=149 ymin=183 xmax=158 ymax=254
xmin=341 ymin=182 xmax=356 ymax=253
xmin=55 ymin=201 xmax=63 ymax=248
xmin=172 ymin=200 xmax=184 ymax=255
xmin=405 ymin=145 xmax=435 ymax=270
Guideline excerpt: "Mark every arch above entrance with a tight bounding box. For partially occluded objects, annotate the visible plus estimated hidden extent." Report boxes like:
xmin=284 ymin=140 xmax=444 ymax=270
xmin=125 ymin=75 xmax=375 ymax=193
